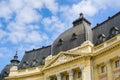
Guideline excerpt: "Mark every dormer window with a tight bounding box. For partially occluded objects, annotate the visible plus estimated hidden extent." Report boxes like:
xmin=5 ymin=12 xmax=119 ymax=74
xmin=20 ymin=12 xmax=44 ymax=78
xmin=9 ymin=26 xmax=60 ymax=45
xmin=58 ymin=39 xmax=63 ymax=46
xmin=22 ymin=61 xmax=28 ymax=68
xmin=3 ymin=71 xmax=8 ymax=77
xmin=41 ymin=57 xmax=45 ymax=65
xmin=32 ymin=60 xmax=38 ymax=67
xmin=97 ymin=34 xmax=106 ymax=44
xmin=71 ymin=33 xmax=77 ymax=40
xmin=110 ymin=27 xmax=119 ymax=37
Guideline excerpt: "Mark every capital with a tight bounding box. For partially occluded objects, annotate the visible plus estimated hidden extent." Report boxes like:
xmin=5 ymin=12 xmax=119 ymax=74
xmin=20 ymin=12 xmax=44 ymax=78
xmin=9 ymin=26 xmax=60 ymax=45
xmin=67 ymin=70 xmax=74 ymax=76
xmin=56 ymin=73 xmax=61 ymax=77
xmin=80 ymin=66 xmax=84 ymax=70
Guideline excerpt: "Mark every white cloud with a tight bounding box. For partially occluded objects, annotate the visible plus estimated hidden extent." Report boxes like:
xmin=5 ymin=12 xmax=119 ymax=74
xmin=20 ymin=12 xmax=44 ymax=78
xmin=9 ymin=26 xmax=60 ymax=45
xmin=8 ymin=31 xmax=26 ymax=43
xmin=24 ymin=0 xmax=44 ymax=9
xmin=9 ymin=0 xmax=25 ymax=11
xmin=44 ymin=0 xmax=59 ymax=14
xmin=0 ymin=29 xmax=7 ymax=40
xmin=7 ymin=23 xmax=48 ymax=44
xmin=0 ymin=47 xmax=13 ymax=58
xmin=59 ymin=0 xmax=98 ymax=24
xmin=0 ymin=1 xmax=13 ymax=20
xmin=59 ymin=0 xmax=120 ymax=25
xmin=25 ymin=31 xmax=48 ymax=43
xmin=7 ymin=22 xmax=26 ymax=31
xmin=91 ymin=0 xmax=120 ymax=9
xmin=42 ymin=16 xmax=66 ymax=33
xmin=0 ymin=0 xmax=59 ymax=45
xmin=71 ymin=0 xmax=97 ymax=16
xmin=15 ymin=7 xmax=41 ymax=24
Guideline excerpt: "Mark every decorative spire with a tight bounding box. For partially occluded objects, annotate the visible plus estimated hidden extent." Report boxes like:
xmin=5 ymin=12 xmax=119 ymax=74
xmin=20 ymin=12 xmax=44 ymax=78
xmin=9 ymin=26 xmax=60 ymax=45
xmin=14 ymin=51 xmax=18 ymax=60
xmin=10 ymin=51 xmax=20 ymax=66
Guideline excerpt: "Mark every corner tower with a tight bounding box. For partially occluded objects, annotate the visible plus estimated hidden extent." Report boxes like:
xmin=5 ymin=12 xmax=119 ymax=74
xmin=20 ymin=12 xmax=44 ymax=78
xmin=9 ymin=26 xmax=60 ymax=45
xmin=51 ymin=13 xmax=93 ymax=55
xmin=0 ymin=52 xmax=20 ymax=80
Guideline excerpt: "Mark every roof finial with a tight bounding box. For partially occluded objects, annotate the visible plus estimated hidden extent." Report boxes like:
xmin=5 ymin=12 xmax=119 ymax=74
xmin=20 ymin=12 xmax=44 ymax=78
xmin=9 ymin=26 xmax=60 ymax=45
xmin=14 ymin=51 xmax=18 ymax=60
xmin=80 ymin=13 xmax=84 ymax=18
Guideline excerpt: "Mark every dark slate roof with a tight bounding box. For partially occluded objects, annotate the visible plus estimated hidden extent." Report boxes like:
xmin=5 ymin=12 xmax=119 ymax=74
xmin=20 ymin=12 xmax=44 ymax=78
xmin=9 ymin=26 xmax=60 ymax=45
xmin=51 ymin=13 xmax=93 ymax=55
xmin=0 ymin=64 xmax=12 ymax=80
xmin=0 ymin=73 xmax=1 ymax=80
xmin=18 ymin=45 xmax=51 ymax=69
xmin=92 ymin=11 xmax=120 ymax=45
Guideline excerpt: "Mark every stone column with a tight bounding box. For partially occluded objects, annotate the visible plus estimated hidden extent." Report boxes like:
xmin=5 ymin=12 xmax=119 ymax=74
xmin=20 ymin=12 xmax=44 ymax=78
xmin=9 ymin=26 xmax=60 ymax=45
xmin=67 ymin=70 xmax=74 ymax=80
xmin=56 ymin=73 xmax=62 ymax=80
xmin=106 ymin=60 xmax=113 ymax=80
xmin=80 ymin=66 xmax=84 ymax=80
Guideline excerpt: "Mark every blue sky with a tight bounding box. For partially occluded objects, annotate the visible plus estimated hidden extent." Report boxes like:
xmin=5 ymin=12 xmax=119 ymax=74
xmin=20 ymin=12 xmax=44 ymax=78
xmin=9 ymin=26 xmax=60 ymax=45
xmin=0 ymin=0 xmax=120 ymax=71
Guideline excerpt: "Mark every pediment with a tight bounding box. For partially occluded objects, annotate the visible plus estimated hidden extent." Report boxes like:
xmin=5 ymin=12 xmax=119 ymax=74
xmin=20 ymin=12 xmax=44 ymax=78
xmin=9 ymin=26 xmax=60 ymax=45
xmin=44 ymin=52 xmax=80 ymax=69
xmin=51 ymin=54 xmax=72 ymax=66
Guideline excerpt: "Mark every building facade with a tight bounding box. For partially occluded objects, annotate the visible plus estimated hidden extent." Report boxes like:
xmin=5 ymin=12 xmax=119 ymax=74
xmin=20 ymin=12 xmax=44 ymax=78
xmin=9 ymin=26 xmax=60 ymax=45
xmin=1 ymin=12 xmax=120 ymax=80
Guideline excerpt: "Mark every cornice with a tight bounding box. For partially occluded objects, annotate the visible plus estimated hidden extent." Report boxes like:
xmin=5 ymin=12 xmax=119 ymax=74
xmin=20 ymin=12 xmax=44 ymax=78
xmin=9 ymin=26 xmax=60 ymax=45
xmin=5 ymin=71 xmax=43 ymax=79
xmin=93 ymin=34 xmax=120 ymax=57
xmin=6 ymin=66 xmax=44 ymax=79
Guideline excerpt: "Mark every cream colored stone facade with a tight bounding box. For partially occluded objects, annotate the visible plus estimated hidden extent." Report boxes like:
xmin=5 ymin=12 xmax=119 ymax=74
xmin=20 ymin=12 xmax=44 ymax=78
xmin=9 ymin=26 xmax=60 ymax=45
xmin=6 ymin=34 xmax=120 ymax=80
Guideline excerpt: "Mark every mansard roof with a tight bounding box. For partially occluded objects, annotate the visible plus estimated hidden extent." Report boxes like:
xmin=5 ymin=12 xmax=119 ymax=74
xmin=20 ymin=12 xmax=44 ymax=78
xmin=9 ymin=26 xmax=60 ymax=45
xmin=92 ymin=11 xmax=120 ymax=45
xmin=18 ymin=45 xmax=51 ymax=69
xmin=51 ymin=13 xmax=93 ymax=55
xmin=0 ymin=64 xmax=12 ymax=80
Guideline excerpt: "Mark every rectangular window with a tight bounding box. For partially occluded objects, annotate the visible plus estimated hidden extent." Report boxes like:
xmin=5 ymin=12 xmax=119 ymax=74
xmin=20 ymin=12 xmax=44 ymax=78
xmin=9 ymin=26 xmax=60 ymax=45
xmin=115 ymin=60 xmax=120 ymax=68
xmin=101 ymin=66 xmax=106 ymax=73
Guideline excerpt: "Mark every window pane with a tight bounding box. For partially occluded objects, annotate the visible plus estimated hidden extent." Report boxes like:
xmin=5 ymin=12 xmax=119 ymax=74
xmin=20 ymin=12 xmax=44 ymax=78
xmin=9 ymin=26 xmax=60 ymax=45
xmin=101 ymin=66 xmax=106 ymax=73
xmin=115 ymin=60 xmax=120 ymax=68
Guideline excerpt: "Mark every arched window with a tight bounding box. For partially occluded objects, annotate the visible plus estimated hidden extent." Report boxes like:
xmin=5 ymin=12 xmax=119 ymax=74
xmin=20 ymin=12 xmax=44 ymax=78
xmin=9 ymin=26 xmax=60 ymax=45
xmin=110 ymin=27 xmax=119 ymax=37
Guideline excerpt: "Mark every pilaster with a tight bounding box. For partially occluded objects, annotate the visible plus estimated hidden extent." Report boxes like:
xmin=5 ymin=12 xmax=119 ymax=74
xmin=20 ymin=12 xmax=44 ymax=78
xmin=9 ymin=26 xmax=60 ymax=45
xmin=80 ymin=65 xmax=92 ymax=80
xmin=94 ymin=65 xmax=99 ymax=80
xmin=106 ymin=60 xmax=113 ymax=80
